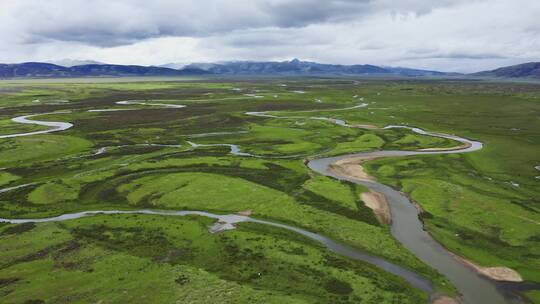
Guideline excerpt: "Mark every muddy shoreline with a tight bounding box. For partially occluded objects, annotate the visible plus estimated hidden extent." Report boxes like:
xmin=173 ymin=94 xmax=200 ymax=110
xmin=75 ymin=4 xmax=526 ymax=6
xmin=360 ymin=190 xmax=391 ymax=225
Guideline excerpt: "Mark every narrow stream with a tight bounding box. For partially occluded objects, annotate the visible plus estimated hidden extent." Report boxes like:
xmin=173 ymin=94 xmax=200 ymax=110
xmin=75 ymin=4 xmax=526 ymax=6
xmin=0 ymin=112 xmax=73 ymax=139
xmin=0 ymin=209 xmax=432 ymax=293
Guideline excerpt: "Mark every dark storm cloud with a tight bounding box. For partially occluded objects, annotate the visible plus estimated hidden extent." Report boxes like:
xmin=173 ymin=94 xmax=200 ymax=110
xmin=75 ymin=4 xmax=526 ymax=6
xmin=259 ymin=0 xmax=370 ymax=27
xmin=3 ymin=0 xmax=464 ymax=47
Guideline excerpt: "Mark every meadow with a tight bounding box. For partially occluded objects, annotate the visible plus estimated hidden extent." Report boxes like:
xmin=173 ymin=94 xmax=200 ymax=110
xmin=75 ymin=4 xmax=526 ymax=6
xmin=0 ymin=78 xmax=538 ymax=303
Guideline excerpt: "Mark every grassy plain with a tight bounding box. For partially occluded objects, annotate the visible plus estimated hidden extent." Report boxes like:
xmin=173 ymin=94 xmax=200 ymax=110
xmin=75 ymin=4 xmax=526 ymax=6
xmin=0 ymin=78 xmax=538 ymax=303
xmin=0 ymin=214 xmax=427 ymax=303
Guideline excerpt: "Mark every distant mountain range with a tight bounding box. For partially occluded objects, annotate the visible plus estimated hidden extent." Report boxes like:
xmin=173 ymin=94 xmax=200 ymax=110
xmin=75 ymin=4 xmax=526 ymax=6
xmin=0 ymin=62 xmax=210 ymax=78
xmin=471 ymin=62 xmax=540 ymax=79
xmin=184 ymin=59 xmax=454 ymax=77
xmin=0 ymin=59 xmax=538 ymax=79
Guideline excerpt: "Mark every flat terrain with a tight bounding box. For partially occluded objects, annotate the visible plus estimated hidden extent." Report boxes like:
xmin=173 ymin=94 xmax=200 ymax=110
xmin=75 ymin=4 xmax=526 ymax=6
xmin=0 ymin=78 xmax=538 ymax=303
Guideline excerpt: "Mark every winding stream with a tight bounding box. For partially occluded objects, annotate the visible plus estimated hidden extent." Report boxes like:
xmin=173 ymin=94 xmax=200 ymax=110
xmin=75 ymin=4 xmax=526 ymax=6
xmin=0 ymin=112 xmax=73 ymax=139
xmin=0 ymin=209 xmax=433 ymax=294
xmin=187 ymin=141 xmax=253 ymax=157
xmin=115 ymin=100 xmax=186 ymax=108
xmin=0 ymin=100 xmax=185 ymax=140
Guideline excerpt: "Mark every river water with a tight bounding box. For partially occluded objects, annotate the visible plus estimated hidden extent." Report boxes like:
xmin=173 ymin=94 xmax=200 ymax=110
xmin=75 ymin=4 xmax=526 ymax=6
xmin=0 ymin=112 xmax=73 ymax=139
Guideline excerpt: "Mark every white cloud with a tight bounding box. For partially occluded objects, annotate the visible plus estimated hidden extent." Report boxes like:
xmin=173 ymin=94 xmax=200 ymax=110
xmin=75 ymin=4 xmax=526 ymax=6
xmin=0 ymin=0 xmax=538 ymax=72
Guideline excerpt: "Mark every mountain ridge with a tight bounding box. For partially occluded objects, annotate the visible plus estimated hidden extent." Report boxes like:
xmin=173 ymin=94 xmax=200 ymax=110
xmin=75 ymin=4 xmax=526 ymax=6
xmin=0 ymin=62 xmax=210 ymax=78
xmin=471 ymin=62 xmax=540 ymax=79
xmin=183 ymin=59 xmax=452 ymax=76
xmin=0 ymin=59 xmax=538 ymax=79
xmin=0 ymin=59 xmax=459 ymax=78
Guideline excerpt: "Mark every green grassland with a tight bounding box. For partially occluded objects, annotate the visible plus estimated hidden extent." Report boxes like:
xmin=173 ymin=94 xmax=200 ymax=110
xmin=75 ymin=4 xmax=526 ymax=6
xmin=0 ymin=214 xmax=426 ymax=303
xmin=0 ymin=78 xmax=539 ymax=303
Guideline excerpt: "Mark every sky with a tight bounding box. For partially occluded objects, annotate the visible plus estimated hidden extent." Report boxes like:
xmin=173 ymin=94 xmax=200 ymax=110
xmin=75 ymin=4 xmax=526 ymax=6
xmin=1 ymin=0 xmax=539 ymax=72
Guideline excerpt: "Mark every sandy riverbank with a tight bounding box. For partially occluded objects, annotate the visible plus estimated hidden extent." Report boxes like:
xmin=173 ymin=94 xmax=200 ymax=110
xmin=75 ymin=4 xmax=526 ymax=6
xmin=432 ymin=295 xmax=460 ymax=304
xmin=419 ymin=141 xmax=472 ymax=151
xmin=453 ymin=254 xmax=523 ymax=282
xmin=328 ymin=156 xmax=378 ymax=181
xmin=360 ymin=190 xmax=391 ymax=224
xmin=326 ymin=145 xmax=524 ymax=284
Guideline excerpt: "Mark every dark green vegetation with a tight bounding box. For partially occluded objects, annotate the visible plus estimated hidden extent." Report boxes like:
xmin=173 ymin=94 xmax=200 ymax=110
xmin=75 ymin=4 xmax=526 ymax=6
xmin=0 ymin=78 xmax=539 ymax=303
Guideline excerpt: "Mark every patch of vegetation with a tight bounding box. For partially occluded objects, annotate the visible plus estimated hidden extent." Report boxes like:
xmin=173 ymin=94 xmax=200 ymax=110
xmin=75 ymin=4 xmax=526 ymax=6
xmin=0 ymin=171 xmax=20 ymax=186
xmin=0 ymin=222 xmax=36 ymax=236
xmin=28 ymin=181 xmax=80 ymax=205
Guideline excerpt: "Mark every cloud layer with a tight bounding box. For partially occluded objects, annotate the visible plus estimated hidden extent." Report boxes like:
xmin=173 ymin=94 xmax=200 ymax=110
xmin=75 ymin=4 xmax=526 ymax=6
xmin=1 ymin=0 xmax=539 ymax=72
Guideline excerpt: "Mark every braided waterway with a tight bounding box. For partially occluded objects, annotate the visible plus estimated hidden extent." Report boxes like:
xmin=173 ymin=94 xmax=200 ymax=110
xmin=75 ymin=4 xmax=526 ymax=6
xmin=1 ymin=102 xmax=536 ymax=303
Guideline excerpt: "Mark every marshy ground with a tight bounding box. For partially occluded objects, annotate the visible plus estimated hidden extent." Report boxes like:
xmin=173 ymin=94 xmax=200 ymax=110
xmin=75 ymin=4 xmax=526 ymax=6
xmin=0 ymin=78 xmax=538 ymax=303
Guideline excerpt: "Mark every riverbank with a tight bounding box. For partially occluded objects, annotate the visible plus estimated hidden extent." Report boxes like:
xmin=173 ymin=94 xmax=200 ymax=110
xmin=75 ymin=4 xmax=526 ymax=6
xmin=453 ymin=254 xmax=523 ymax=282
xmin=322 ymin=142 xmax=525 ymax=285
xmin=360 ymin=190 xmax=391 ymax=224
xmin=328 ymin=155 xmax=377 ymax=181
xmin=419 ymin=141 xmax=472 ymax=151
xmin=432 ymin=295 xmax=460 ymax=304
xmin=306 ymin=126 xmax=522 ymax=304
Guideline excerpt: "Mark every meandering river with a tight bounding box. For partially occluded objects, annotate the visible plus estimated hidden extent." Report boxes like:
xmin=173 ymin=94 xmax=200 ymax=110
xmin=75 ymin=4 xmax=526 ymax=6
xmin=307 ymin=132 xmax=518 ymax=304
xmin=0 ymin=111 xmax=73 ymax=139
xmin=247 ymin=108 xmax=528 ymax=303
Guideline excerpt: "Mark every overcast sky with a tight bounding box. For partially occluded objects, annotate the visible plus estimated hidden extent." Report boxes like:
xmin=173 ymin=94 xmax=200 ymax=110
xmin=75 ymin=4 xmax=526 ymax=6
xmin=1 ymin=0 xmax=539 ymax=72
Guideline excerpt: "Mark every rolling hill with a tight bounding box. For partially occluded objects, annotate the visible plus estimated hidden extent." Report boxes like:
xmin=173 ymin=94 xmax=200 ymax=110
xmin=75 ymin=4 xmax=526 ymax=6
xmin=472 ymin=62 xmax=540 ymax=79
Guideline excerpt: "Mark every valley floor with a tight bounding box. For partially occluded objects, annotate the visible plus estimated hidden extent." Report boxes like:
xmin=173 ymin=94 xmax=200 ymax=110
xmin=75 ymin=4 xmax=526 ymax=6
xmin=0 ymin=78 xmax=538 ymax=303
